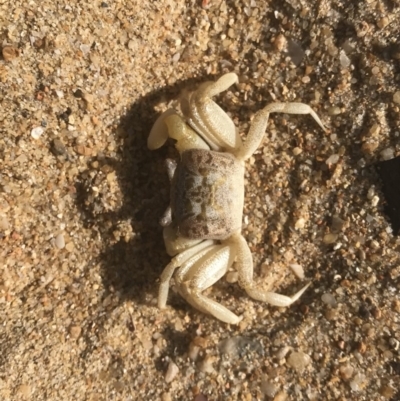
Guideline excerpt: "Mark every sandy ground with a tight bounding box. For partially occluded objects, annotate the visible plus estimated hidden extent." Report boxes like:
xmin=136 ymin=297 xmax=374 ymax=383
xmin=1 ymin=0 xmax=400 ymax=400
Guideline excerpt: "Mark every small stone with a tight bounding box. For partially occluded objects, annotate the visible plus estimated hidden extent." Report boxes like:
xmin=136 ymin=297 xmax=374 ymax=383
xmin=286 ymin=351 xmax=311 ymax=372
xmin=273 ymin=391 xmax=288 ymax=401
xmin=393 ymin=91 xmax=400 ymax=105
xmin=0 ymin=215 xmax=10 ymax=231
xmin=370 ymin=195 xmax=379 ymax=207
xmin=361 ymin=140 xmax=378 ymax=154
xmin=321 ymin=293 xmax=337 ymax=307
xmin=165 ymin=361 xmax=179 ymax=383
xmin=2 ymin=45 xmax=20 ymax=61
xmin=380 ymin=147 xmax=395 ymax=160
xmin=331 ymin=215 xmax=345 ymax=232
xmin=226 ymin=271 xmax=238 ymax=283
xmin=326 ymin=154 xmax=340 ymax=165
xmin=377 ymin=17 xmax=389 ymax=29
xmin=219 ymin=336 xmax=263 ymax=359
xmin=275 ymin=346 xmax=291 ymax=360
xmin=289 ymin=264 xmax=304 ymax=280
xmin=197 ymin=355 xmax=215 ymax=373
xmin=55 ymin=233 xmax=65 ymax=249
xmin=261 ymin=378 xmax=278 ymax=397
xmin=161 ymin=393 xmax=172 ymax=401
xmin=74 ymin=145 xmax=92 ymax=156
xmin=339 ymin=364 xmax=354 ymax=381
xmin=379 ymin=384 xmax=395 ymax=398
xmin=287 ymin=40 xmax=304 ymax=65
xmin=349 ymin=373 xmax=367 ymax=391
xmin=31 ymin=126 xmax=45 ymax=139
xmin=73 ymin=89 xmax=84 ymax=98
xmin=273 ymin=34 xmax=287 ymax=52
xmin=328 ymin=106 xmax=341 ymax=116
xmin=294 ymin=218 xmax=306 ymax=229
xmin=69 ymin=325 xmax=82 ymax=338
xmin=65 ymin=242 xmax=75 ymax=252
xmin=292 ymin=147 xmax=302 ymax=156
xmin=52 ymin=139 xmax=67 ymax=156
xmin=323 ymin=233 xmax=338 ymax=244
xmin=339 ymin=50 xmax=351 ymax=68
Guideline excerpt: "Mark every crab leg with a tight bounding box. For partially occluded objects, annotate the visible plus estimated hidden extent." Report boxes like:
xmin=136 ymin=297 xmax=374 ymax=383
xmin=181 ymin=73 xmax=242 ymax=151
xmin=176 ymin=245 xmax=242 ymax=324
xmin=158 ymin=240 xmax=215 ymax=308
xmin=236 ymin=102 xmax=326 ymax=161
xmin=227 ymin=232 xmax=311 ymax=307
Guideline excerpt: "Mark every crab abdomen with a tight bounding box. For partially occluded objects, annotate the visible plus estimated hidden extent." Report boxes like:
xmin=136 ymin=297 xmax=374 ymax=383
xmin=171 ymin=149 xmax=244 ymax=240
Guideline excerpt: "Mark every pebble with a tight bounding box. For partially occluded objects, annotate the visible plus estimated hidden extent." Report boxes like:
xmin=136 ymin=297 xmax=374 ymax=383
xmin=0 ymin=215 xmax=10 ymax=231
xmin=321 ymin=293 xmax=337 ymax=307
xmin=287 ymin=40 xmax=304 ymax=65
xmin=292 ymin=147 xmax=302 ymax=156
xmin=31 ymin=126 xmax=45 ymax=139
xmin=286 ymin=351 xmax=311 ymax=372
xmin=165 ymin=361 xmax=179 ymax=383
xmin=393 ymin=91 xmax=400 ymax=104
xmin=294 ymin=217 xmax=306 ymax=229
xmin=69 ymin=325 xmax=81 ymax=339
xmin=197 ymin=355 xmax=215 ymax=373
xmin=327 ymin=106 xmax=341 ymax=115
xmin=380 ymin=147 xmax=394 ymax=160
xmin=275 ymin=346 xmax=291 ymax=360
xmin=55 ymin=233 xmax=65 ymax=249
xmin=225 ymin=271 xmax=238 ymax=283
xmin=261 ymin=378 xmax=278 ymax=398
xmin=377 ymin=17 xmax=389 ymax=29
xmin=52 ymin=139 xmax=68 ymax=156
xmin=2 ymin=45 xmax=19 ymax=61
xmin=331 ymin=215 xmax=345 ymax=232
xmin=325 ymin=154 xmax=340 ymax=165
xmin=289 ymin=264 xmax=304 ymax=280
xmin=273 ymin=34 xmax=287 ymax=52
xmin=349 ymin=372 xmax=367 ymax=391
xmin=339 ymin=364 xmax=354 ymax=381
xmin=273 ymin=391 xmax=288 ymax=401
xmin=339 ymin=50 xmax=351 ymax=68
xmin=323 ymin=233 xmax=338 ymax=244
xmin=219 ymin=336 xmax=263 ymax=359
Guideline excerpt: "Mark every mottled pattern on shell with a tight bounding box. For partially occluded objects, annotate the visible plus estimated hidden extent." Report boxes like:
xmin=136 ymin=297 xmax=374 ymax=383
xmin=171 ymin=149 xmax=244 ymax=240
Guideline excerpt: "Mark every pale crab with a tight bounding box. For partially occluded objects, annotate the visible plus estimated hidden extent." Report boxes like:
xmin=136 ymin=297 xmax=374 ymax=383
xmin=148 ymin=72 xmax=326 ymax=324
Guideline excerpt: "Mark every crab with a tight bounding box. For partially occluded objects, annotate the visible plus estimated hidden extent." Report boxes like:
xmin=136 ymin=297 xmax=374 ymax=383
xmin=148 ymin=72 xmax=326 ymax=324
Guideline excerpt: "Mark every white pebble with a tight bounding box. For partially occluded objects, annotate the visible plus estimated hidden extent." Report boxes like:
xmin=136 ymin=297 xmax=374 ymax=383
xmin=164 ymin=361 xmax=179 ymax=383
xmin=380 ymin=147 xmax=394 ymax=160
xmin=325 ymin=154 xmax=340 ymax=165
xmin=370 ymin=195 xmax=379 ymax=207
xmin=321 ymin=293 xmax=337 ymax=307
xmin=55 ymin=233 xmax=65 ymax=249
xmin=339 ymin=50 xmax=351 ymax=68
xmin=31 ymin=126 xmax=45 ymax=139
xmin=289 ymin=264 xmax=304 ymax=280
